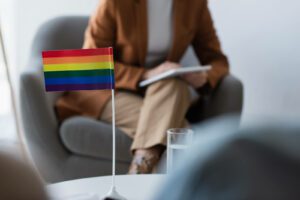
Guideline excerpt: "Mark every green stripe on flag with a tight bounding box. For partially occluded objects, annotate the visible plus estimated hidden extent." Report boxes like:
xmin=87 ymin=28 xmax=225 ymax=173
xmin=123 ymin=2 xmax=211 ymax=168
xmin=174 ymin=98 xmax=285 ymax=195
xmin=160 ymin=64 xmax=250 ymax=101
xmin=44 ymin=69 xmax=114 ymax=78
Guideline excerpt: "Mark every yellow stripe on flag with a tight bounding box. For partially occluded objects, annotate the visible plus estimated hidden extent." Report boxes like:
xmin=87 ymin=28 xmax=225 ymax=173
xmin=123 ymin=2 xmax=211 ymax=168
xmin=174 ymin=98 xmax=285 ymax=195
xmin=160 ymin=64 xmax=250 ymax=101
xmin=43 ymin=62 xmax=114 ymax=72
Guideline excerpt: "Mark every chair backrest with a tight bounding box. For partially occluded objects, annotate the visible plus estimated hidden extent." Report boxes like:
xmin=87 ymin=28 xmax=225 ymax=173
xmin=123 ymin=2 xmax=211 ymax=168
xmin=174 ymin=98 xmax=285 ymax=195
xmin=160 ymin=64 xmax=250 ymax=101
xmin=20 ymin=16 xmax=90 ymax=181
xmin=31 ymin=16 xmax=89 ymax=58
xmin=29 ymin=15 xmax=90 ymax=123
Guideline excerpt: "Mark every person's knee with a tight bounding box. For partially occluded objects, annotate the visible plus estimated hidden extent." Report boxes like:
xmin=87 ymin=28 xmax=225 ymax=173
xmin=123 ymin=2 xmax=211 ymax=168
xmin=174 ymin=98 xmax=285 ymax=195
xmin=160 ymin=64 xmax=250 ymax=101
xmin=148 ymin=78 xmax=189 ymax=94
xmin=148 ymin=78 xmax=188 ymax=91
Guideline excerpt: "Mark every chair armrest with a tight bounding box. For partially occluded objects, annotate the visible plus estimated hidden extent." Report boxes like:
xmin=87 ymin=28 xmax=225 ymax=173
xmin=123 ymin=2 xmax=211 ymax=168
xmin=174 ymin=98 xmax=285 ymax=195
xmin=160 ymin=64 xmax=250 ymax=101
xmin=187 ymin=74 xmax=243 ymax=123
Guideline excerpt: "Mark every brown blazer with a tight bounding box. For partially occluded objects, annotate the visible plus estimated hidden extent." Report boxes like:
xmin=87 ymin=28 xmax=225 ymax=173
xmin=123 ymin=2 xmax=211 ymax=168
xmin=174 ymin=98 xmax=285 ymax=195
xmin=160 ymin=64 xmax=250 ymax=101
xmin=55 ymin=0 xmax=229 ymax=121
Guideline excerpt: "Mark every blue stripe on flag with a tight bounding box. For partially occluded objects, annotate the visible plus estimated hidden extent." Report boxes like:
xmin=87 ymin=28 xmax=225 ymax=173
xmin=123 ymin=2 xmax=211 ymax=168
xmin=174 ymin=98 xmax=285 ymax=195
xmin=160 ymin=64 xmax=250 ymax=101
xmin=45 ymin=76 xmax=115 ymax=85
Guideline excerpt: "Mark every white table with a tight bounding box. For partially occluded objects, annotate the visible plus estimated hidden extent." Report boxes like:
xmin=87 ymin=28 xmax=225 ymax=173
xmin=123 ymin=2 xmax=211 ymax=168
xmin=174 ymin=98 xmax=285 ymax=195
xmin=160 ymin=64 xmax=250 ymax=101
xmin=47 ymin=175 xmax=165 ymax=200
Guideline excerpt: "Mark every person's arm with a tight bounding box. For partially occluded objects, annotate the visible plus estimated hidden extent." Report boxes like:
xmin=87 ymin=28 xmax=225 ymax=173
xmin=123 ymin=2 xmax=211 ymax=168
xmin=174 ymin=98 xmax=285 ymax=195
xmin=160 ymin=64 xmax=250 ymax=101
xmin=83 ymin=0 xmax=145 ymax=90
xmin=192 ymin=0 xmax=229 ymax=92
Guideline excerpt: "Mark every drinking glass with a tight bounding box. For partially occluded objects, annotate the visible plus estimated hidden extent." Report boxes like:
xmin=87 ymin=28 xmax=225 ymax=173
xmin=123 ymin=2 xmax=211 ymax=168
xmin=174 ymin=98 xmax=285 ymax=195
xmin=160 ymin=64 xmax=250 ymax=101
xmin=166 ymin=128 xmax=193 ymax=173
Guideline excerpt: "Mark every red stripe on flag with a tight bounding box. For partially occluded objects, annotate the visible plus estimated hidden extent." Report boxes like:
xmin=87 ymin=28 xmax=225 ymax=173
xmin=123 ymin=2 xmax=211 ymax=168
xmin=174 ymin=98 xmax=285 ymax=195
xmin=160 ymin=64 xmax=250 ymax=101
xmin=42 ymin=48 xmax=113 ymax=58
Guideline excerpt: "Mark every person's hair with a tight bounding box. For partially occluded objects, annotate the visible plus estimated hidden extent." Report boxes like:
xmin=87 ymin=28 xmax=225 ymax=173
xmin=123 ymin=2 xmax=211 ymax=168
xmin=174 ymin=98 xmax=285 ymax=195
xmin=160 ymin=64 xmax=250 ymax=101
xmin=0 ymin=152 xmax=48 ymax=200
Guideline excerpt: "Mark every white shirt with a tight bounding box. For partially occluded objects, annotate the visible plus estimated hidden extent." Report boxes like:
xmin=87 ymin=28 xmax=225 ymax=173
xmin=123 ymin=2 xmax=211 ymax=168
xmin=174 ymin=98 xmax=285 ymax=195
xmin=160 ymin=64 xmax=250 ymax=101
xmin=145 ymin=0 xmax=200 ymax=100
xmin=145 ymin=0 xmax=173 ymax=68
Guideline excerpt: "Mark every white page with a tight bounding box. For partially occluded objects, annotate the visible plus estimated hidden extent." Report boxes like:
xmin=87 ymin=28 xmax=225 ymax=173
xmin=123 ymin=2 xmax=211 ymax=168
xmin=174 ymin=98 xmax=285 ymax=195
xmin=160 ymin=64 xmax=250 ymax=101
xmin=139 ymin=66 xmax=211 ymax=87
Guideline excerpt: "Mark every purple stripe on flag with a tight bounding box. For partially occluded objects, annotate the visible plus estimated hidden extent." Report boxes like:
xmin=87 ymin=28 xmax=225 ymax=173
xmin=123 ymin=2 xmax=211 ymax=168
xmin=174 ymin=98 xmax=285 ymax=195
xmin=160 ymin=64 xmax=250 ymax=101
xmin=46 ymin=83 xmax=114 ymax=92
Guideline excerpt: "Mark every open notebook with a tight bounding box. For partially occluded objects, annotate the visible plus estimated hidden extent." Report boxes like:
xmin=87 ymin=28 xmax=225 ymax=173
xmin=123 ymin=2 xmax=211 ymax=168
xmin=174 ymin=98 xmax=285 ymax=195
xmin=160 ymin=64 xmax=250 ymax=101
xmin=139 ymin=65 xmax=211 ymax=87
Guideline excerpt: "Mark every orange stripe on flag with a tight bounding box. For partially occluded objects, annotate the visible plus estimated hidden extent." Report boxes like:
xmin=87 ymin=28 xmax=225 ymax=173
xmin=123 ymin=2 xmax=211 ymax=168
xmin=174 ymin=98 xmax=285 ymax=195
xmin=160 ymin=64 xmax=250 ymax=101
xmin=43 ymin=55 xmax=112 ymax=65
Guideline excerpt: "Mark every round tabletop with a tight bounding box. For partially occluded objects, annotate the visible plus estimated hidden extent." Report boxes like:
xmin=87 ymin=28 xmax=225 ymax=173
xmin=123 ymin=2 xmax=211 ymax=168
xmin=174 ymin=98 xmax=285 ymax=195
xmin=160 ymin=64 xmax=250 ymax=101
xmin=47 ymin=174 xmax=165 ymax=200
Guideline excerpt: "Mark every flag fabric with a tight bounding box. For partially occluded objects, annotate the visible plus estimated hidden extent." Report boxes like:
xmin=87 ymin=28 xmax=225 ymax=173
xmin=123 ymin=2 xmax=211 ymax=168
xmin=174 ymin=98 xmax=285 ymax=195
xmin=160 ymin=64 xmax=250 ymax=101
xmin=42 ymin=47 xmax=115 ymax=92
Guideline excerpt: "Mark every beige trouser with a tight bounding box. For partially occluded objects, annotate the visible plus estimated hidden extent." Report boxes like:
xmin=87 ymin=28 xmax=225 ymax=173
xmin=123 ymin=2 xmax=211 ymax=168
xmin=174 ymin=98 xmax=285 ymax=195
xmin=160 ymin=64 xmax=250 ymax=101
xmin=100 ymin=78 xmax=192 ymax=151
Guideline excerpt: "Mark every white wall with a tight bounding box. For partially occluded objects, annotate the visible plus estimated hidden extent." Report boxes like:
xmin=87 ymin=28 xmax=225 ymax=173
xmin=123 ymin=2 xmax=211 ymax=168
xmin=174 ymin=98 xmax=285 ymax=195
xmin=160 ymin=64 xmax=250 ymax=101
xmin=1 ymin=0 xmax=99 ymax=84
xmin=1 ymin=0 xmax=300 ymax=125
xmin=209 ymin=0 xmax=300 ymax=124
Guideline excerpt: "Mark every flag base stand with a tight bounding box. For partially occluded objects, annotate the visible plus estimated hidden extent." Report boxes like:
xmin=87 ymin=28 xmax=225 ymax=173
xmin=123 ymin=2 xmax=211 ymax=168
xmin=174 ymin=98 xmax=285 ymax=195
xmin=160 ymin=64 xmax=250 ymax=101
xmin=101 ymin=89 xmax=127 ymax=200
xmin=102 ymin=186 xmax=127 ymax=200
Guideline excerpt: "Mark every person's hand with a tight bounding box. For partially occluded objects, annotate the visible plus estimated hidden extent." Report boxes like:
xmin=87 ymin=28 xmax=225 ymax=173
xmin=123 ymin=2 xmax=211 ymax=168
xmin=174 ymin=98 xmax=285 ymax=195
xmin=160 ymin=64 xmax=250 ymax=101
xmin=181 ymin=72 xmax=208 ymax=88
xmin=143 ymin=61 xmax=181 ymax=80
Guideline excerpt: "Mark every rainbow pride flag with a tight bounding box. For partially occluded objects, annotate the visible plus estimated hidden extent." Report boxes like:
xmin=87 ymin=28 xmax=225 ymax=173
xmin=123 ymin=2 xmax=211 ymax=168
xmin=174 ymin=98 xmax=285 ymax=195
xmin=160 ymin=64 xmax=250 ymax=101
xmin=42 ymin=48 xmax=115 ymax=92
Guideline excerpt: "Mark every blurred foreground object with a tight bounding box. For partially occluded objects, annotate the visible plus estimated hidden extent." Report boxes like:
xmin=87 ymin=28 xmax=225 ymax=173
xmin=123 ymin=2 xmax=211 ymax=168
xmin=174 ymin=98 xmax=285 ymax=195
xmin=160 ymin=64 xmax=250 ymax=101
xmin=0 ymin=152 xmax=48 ymax=200
xmin=155 ymin=117 xmax=300 ymax=200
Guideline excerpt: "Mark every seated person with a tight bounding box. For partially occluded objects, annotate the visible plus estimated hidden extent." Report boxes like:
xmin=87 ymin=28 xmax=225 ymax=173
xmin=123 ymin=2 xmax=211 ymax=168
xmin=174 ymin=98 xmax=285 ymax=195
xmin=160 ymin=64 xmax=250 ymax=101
xmin=55 ymin=0 xmax=229 ymax=174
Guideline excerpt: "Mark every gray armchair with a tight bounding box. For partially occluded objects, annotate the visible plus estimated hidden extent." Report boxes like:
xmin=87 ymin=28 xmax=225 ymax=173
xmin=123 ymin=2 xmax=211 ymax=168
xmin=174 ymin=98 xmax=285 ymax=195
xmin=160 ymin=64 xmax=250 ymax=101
xmin=20 ymin=16 xmax=243 ymax=183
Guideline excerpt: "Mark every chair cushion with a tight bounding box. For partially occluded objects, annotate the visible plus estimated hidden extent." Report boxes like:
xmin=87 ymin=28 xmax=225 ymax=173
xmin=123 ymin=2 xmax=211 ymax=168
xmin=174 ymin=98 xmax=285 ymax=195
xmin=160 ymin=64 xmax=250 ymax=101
xmin=60 ymin=117 xmax=132 ymax=163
